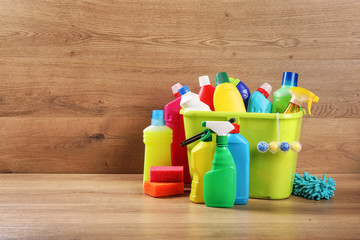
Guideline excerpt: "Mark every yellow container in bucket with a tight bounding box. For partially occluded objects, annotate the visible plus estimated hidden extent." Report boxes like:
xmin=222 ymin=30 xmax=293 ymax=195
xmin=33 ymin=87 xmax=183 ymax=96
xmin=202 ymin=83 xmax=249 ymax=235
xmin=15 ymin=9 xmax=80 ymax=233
xmin=181 ymin=109 xmax=305 ymax=200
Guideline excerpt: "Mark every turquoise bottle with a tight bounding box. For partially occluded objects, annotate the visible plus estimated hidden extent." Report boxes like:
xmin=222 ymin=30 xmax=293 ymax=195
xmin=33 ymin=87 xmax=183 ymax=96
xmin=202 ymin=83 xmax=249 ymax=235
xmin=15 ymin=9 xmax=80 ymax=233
xmin=247 ymin=83 xmax=272 ymax=113
xmin=271 ymin=72 xmax=299 ymax=113
xmin=227 ymin=124 xmax=250 ymax=205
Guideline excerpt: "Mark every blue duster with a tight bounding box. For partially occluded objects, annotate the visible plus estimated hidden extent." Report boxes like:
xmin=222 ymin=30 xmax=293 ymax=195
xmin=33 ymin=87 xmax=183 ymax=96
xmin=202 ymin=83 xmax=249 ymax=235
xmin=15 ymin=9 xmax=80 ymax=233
xmin=293 ymin=172 xmax=336 ymax=200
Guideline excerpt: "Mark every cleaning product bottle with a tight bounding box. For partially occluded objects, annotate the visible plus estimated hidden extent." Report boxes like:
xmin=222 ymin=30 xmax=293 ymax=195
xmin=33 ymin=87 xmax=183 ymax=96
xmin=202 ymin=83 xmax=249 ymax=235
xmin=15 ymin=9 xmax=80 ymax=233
xmin=272 ymin=72 xmax=299 ymax=113
xmin=229 ymin=77 xmax=251 ymax=109
xmin=164 ymin=83 xmax=191 ymax=183
xmin=189 ymin=129 xmax=216 ymax=203
xmin=179 ymin=85 xmax=211 ymax=111
xmin=247 ymin=83 xmax=273 ymax=113
xmin=203 ymin=121 xmax=236 ymax=208
xmin=213 ymin=72 xmax=246 ymax=112
xmin=284 ymin=87 xmax=319 ymax=115
xmin=198 ymin=76 xmax=215 ymax=111
xmin=143 ymin=110 xmax=172 ymax=184
xmin=227 ymin=123 xmax=250 ymax=205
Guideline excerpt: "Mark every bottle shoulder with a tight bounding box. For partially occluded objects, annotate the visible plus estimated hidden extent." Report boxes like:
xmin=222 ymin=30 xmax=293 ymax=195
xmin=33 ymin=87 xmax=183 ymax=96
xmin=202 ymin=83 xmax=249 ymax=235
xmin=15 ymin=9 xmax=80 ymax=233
xmin=227 ymin=134 xmax=249 ymax=144
xmin=144 ymin=125 xmax=173 ymax=133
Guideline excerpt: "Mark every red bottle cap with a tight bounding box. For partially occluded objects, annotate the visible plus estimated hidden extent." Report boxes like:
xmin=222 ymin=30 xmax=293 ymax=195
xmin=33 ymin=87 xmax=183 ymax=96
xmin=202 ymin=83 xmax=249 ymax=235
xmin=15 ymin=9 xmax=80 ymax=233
xmin=230 ymin=123 xmax=240 ymax=134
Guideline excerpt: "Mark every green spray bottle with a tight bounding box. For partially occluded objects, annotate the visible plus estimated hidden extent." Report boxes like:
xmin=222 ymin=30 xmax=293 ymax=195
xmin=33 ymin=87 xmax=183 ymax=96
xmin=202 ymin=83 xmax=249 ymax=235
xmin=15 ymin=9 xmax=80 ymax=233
xmin=203 ymin=121 xmax=236 ymax=208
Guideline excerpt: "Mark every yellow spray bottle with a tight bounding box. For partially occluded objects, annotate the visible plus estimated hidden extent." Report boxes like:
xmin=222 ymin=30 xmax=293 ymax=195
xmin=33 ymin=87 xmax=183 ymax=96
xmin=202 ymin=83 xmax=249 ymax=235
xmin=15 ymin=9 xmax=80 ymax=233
xmin=189 ymin=129 xmax=216 ymax=203
xmin=284 ymin=87 xmax=319 ymax=115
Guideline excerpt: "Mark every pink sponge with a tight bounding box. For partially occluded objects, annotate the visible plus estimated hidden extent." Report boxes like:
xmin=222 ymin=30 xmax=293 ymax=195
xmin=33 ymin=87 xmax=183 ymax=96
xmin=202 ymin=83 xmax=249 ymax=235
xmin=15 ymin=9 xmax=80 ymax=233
xmin=150 ymin=166 xmax=183 ymax=182
xmin=144 ymin=181 xmax=184 ymax=197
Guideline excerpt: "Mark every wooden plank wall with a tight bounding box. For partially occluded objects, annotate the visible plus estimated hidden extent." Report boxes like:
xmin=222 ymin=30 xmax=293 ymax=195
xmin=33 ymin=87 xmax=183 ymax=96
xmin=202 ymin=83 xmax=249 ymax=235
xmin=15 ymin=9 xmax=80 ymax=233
xmin=0 ymin=0 xmax=359 ymax=174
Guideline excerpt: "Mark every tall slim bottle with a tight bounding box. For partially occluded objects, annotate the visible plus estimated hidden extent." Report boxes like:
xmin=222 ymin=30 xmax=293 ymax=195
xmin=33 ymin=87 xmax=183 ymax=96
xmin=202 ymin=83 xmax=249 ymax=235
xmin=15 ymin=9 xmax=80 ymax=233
xmin=271 ymin=72 xmax=298 ymax=113
xmin=228 ymin=124 xmax=250 ymax=205
xmin=164 ymin=83 xmax=191 ymax=183
xmin=143 ymin=110 xmax=172 ymax=184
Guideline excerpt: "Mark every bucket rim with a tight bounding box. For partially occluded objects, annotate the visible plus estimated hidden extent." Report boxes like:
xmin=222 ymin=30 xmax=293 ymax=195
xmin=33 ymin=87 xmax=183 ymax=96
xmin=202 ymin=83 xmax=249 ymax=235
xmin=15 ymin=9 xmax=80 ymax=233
xmin=180 ymin=109 xmax=306 ymax=120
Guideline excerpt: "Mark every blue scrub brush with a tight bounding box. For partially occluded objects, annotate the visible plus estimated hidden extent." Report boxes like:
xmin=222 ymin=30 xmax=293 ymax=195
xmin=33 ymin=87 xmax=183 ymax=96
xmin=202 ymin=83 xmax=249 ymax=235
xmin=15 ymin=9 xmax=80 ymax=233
xmin=293 ymin=172 xmax=336 ymax=200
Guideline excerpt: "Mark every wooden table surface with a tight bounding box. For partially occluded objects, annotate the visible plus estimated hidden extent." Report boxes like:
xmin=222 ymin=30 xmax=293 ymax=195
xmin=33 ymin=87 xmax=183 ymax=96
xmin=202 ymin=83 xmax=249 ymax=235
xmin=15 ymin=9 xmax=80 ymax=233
xmin=0 ymin=174 xmax=359 ymax=240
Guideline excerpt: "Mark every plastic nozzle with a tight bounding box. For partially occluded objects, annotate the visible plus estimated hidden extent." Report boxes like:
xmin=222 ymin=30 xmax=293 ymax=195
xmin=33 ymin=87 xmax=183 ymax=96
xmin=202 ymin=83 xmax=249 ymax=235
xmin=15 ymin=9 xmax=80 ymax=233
xmin=151 ymin=110 xmax=165 ymax=126
xmin=289 ymin=87 xmax=319 ymax=115
xmin=199 ymin=76 xmax=210 ymax=87
xmin=215 ymin=72 xmax=230 ymax=86
xmin=282 ymin=72 xmax=298 ymax=87
xmin=201 ymin=121 xmax=234 ymax=136
xmin=257 ymin=83 xmax=272 ymax=98
xmin=178 ymin=85 xmax=190 ymax=96
xmin=171 ymin=83 xmax=183 ymax=98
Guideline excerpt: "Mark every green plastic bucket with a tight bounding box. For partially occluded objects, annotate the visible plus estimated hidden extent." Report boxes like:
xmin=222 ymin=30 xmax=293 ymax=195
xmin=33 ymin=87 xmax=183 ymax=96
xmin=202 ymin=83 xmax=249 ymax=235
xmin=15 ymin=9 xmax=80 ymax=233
xmin=181 ymin=109 xmax=305 ymax=200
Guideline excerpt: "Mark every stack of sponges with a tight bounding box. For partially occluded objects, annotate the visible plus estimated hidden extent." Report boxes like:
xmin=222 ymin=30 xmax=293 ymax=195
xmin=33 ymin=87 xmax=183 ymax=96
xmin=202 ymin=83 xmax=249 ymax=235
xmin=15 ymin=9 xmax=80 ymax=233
xmin=293 ymin=172 xmax=336 ymax=200
xmin=144 ymin=166 xmax=184 ymax=197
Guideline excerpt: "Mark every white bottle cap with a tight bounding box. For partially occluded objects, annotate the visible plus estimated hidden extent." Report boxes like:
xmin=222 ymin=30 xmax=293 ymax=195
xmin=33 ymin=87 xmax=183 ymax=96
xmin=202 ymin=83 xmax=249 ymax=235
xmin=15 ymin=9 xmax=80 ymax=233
xmin=171 ymin=83 xmax=183 ymax=96
xmin=199 ymin=76 xmax=210 ymax=87
xmin=260 ymin=82 xmax=272 ymax=95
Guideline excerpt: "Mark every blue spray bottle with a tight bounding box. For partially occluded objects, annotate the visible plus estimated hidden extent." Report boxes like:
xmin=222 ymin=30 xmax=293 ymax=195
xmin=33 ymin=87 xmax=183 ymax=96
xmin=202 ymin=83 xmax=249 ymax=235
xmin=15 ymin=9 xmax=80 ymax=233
xmin=229 ymin=77 xmax=251 ymax=109
xmin=228 ymin=123 xmax=250 ymax=205
xmin=247 ymin=83 xmax=272 ymax=113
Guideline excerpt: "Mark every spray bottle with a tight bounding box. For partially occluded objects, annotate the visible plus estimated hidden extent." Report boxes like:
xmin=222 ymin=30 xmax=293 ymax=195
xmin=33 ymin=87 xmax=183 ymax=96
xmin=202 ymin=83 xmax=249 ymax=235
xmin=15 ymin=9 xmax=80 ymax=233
xmin=203 ymin=121 xmax=236 ymax=208
xmin=213 ymin=72 xmax=246 ymax=112
xmin=143 ymin=110 xmax=172 ymax=184
xmin=272 ymin=72 xmax=299 ymax=113
xmin=284 ymin=87 xmax=319 ymax=115
xmin=229 ymin=77 xmax=251 ymax=109
xmin=164 ymin=83 xmax=191 ymax=183
xmin=189 ymin=129 xmax=216 ymax=203
xmin=198 ymin=76 xmax=215 ymax=111
xmin=227 ymin=124 xmax=250 ymax=205
xmin=247 ymin=83 xmax=273 ymax=113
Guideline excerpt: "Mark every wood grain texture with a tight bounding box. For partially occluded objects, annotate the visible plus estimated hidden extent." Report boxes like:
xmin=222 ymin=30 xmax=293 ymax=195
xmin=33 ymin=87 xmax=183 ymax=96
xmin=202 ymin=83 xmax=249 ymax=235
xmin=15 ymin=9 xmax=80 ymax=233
xmin=0 ymin=0 xmax=359 ymax=173
xmin=0 ymin=174 xmax=359 ymax=240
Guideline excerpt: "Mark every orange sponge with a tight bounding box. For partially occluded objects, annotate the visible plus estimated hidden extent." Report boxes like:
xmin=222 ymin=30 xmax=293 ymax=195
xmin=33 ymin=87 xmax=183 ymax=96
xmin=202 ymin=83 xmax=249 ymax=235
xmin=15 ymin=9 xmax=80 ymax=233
xmin=144 ymin=181 xmax=184 ymax=198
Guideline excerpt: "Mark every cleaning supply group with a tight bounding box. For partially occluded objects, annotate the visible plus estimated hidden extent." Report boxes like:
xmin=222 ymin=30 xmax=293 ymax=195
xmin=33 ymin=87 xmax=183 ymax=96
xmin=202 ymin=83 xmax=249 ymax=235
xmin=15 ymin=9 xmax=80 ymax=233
xmin=143 ymin=71 xmax=319 ymax=208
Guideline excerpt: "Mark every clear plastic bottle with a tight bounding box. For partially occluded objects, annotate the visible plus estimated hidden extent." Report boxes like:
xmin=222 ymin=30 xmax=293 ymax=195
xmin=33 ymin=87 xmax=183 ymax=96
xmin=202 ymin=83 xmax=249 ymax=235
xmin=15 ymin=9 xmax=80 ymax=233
xmin=143 ymin=110 xmax=173 ymax=184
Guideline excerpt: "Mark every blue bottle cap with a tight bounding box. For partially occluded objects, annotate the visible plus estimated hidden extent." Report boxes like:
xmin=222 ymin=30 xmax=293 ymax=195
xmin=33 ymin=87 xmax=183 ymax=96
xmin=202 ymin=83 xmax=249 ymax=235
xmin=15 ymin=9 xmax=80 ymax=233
xmin=151 ymin=110 xmax=165 ymax=126
xmin=178 ymin=85 xmax=190 ymax=96
xmin=282 ymin=72 xmax=298 ymax=87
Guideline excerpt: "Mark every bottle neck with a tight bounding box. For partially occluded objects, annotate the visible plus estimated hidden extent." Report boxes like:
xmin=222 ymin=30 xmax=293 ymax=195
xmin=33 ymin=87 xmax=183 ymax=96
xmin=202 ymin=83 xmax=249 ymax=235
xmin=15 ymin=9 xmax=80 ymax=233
xmin=216 ymin=135 xmax=228 ymax=147
xmin=257 ymin=88 xmax=269 ymax=98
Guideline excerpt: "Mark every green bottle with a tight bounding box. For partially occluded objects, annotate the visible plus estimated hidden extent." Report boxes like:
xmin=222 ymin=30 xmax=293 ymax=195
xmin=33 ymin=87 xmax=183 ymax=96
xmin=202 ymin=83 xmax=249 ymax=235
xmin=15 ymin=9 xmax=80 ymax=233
xmin=203 ymin=121 xmax=236 ymax=208
xmin=271 ymin=72 xmax=299 ymax=113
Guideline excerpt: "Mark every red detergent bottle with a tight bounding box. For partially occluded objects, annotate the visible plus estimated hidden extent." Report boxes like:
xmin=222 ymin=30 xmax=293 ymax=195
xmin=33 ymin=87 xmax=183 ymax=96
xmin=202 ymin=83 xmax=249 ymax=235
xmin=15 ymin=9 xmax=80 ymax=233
xmin=164 ymin=83 xmax=191 ymax=183
xmin=198 ymin=76 xmax=215 ymax=111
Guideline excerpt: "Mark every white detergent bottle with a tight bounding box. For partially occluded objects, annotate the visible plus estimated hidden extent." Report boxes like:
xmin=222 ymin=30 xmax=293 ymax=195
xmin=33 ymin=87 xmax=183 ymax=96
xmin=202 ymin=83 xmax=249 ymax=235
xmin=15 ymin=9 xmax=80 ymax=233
xmin=179 ymin=85 xmax=211 ymax=111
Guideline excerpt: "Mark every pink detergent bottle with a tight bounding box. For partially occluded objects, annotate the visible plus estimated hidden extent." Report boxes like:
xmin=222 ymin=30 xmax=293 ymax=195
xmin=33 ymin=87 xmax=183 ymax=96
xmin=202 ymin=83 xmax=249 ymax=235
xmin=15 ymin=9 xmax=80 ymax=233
xmin=164 ymin=83 xmax=191 ymax=183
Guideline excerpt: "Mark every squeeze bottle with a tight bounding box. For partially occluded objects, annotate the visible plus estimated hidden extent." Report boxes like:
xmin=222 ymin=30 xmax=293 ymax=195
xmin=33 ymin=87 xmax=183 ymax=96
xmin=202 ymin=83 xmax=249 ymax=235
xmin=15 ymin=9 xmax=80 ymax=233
xmin=198 ymin=76 xmax=215 ymax=111
xmin=203 ymin=121 xmax=236 ymax=208
xmin=247 ymin=83 xmax=273 ymax=113
xmin=213 ymin=72 xmax=246 ymax=112
xmin=189 ymin=129 xmax=216 ymax=203
xmin=272 ymin=72 xmax=299 ymax=113
xmin=164 ymin=83 xmax=191 ymax=183
xmin=143 ymin=110 xmax=172 ymax=184
xmin=229 ymin=77 xmax=251 ymax=109
xmin=284 ymin=87 xmax=319 ymax=115
xmin=179 ymin=85 xmax=211 ymax=111
xmin=227 ymin=124 xmax=250 ymax=205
